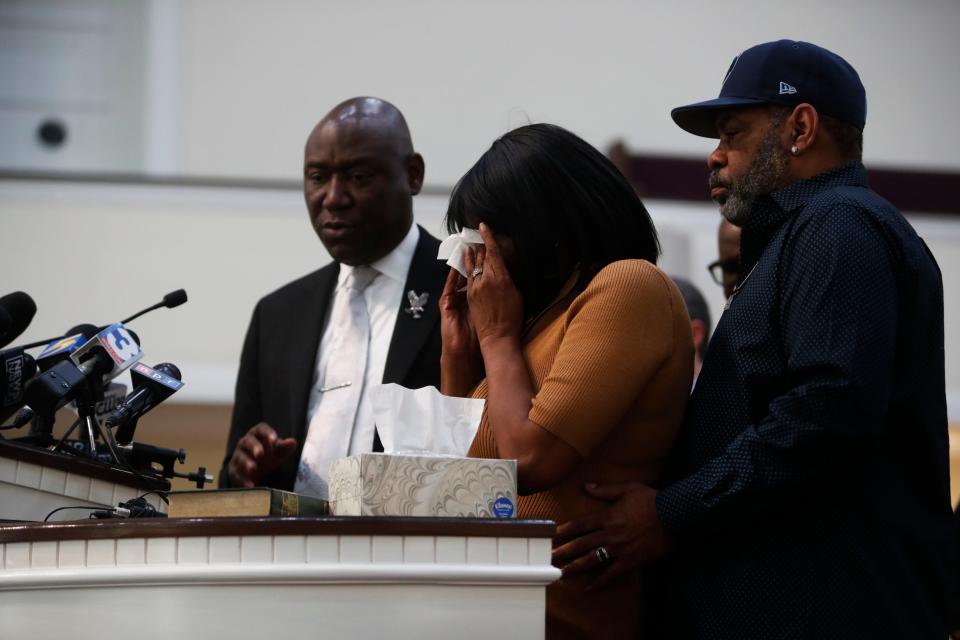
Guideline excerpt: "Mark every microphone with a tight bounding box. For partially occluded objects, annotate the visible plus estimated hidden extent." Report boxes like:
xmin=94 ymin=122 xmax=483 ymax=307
xmin=110 ymin=362 xmax=183 ymax=445
xmin=93 ymin=382 xmax=128 ymax=421
xmin=35 ymin=324 xmax=99 ymax=372
xmin=0 ymin=292 xmax=37 ymax=349
xmin=119 ymin=289 xmax=188 ymax=325
xmin=65 ymin=380 xmax=128 ymax=423
xmin=15 ymin=285 xmax=185 ymax=351
xmin=69 ymin=323 xmax=143 ymax=383
xmin=119 ymin=442 xmax=212 ymax=488
xmin=1 ymin=348 xmax=38 ymax=423
xmin=23 ymin=323 xmax=143 ymax=425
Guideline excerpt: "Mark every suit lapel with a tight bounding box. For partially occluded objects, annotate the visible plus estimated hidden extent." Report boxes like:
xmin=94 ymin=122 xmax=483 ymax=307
xmin=382 ymin=228 xmax=444 ymax=384
xmin=289 ymin=263 xmax=339 ymax=441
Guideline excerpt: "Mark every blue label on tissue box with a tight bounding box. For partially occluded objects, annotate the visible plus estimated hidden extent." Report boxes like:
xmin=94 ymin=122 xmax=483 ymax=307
xmin=492 ymin=496 xmax=514 ymax=519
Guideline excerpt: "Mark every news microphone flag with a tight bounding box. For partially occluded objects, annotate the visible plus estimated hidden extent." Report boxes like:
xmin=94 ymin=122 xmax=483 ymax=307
xmin=37 ymin=332 xmax=88 ymax=362
xmin=69 ymin=323 xmax=143 ymax=383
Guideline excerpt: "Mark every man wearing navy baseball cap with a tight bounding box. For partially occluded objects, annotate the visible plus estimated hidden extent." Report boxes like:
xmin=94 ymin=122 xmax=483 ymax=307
xmin=555 ymin=40 xmax=953 ymax=637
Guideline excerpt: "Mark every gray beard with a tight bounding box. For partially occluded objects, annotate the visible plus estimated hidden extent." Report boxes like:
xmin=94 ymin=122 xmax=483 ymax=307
xmin=720 ymin=122 xmax=790 ymax=227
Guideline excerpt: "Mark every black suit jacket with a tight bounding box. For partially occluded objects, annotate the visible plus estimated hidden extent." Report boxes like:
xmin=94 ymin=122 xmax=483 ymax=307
xmin=220 ymin=227 xmax=446 ymax=490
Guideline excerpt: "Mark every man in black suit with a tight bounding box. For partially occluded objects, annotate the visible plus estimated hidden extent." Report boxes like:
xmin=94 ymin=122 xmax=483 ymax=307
xmin=220 ymin=97 xmax=446 ymax=492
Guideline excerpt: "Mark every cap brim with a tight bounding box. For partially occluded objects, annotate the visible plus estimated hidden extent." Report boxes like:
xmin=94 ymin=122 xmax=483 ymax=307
xmin=671 ymin=96 xmax=770 ymax=138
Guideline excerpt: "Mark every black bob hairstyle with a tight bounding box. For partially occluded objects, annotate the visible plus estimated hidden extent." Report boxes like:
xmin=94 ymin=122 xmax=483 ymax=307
xmin=445 ymin=123 xmax=661 ymax=317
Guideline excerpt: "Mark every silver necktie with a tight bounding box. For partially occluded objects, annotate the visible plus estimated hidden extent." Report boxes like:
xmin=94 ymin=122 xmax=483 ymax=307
xmin=295 ymin=265 xmax=378 ymax=499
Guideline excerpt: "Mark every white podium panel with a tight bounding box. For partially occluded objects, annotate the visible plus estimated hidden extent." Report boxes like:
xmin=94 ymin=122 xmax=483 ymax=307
xmin=0 ymin=439 xmax=170 ymax=522
xmin=0 ymin=517 xmax=559 ymax=640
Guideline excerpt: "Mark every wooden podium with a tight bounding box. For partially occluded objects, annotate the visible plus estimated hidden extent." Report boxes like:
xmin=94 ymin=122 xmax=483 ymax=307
xmin=0 ymin=516 xmax=559 ymax=639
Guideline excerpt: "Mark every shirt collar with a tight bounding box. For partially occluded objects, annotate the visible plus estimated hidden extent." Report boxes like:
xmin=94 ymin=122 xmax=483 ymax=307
xmin=337 ymin=222 xmax=419 ymax=288
xmin=769 ymin=160 xmax=867 ymax=213
xmin=741 ymin=160 xmax=867 ymax=267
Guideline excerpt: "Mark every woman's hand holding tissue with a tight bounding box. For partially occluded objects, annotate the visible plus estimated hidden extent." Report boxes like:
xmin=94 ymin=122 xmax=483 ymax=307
xmin=463 ymin=224 xmax=524 ymax=349
xmin=439 ymin=266 xmax=482 ymax=397
xmin=461 ymin=223 xmax=581 ymax=494
xmin=440 ymin=222 xmax=522 ymax=398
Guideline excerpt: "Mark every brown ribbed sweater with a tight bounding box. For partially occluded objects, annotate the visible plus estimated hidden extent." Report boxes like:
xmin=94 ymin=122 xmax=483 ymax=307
xmin=468 ymin=259 xmax=693 ymax=639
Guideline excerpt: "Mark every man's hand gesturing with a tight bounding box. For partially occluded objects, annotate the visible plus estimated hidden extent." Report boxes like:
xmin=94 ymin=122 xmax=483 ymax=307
xmin=227 ymin=422 xmax=298 ymax=488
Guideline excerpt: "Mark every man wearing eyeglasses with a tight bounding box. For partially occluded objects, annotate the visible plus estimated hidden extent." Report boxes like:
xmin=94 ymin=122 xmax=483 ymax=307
xmin=706 ymin=218 xmax=741 ymax=300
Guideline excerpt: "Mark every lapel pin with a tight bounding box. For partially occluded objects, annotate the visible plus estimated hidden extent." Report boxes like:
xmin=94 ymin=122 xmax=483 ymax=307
xmin=405 ymin=290 xmax=429 ymax=319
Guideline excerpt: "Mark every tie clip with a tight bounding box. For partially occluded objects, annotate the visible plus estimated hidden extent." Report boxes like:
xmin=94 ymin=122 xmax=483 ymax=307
xmin=319 ymin=382 xmax=352 ymax=392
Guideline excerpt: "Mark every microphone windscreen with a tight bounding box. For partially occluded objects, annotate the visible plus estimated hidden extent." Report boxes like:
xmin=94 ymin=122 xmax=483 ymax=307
xmin=25 ymin=353 xmax=37 ymax=380
xmin=0 ymin=291 xmax=37 ymax=348
xmin=155 ymin=362 xmax=182 ymax=380
xmin=20 ymin=352 xmax=38 ymax=385
xmin=162 ymin=289 xmax=188 ymax=308
xmin=65 ymin=324 xmax=99 ymax=339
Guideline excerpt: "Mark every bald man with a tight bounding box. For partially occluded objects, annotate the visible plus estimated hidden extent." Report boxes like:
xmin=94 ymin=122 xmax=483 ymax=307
xmin=221 ymin=98 xmax=446 ymax=495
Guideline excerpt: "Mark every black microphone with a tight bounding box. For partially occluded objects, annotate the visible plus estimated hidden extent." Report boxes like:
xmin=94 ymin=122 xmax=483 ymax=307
xmin=35 ymin=324 xmax=99 ymax=372
xmin=119 ymin=441 xmax=211 ymax=488
xmin=66 ymin=323 xmax=100 ymax=338
xmin=1 ymin=348 xmax=38 ymax=423
xmin=15 ymin=285 xmax=184 ymax=351
xmin=119 ymin=289 xmax=188 ymax=325
xmin=109 ymin=362 xmax=183 ymax=444
xmin=0 ymin=292 xmax=37 ymax=349
xmin=23 ymin=323 xmax=144 ymax=429
xmin=0 ymin=307 xmax=11 ymax=337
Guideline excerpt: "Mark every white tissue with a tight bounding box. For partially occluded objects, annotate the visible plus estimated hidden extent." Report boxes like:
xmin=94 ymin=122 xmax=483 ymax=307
xmin=437 ymin=228 xmax=484 ymax=277
xmin=370 ymin=383 xmax=485 ymax=456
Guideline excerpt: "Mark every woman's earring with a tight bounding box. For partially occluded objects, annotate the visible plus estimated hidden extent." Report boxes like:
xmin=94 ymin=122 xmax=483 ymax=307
xmin=790 ymin=145 xmax=800 ymax=156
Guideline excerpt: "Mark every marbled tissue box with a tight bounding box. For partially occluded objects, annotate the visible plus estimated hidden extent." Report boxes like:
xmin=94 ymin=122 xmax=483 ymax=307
xmin=328 ymin=453 xmax=517 ymax=518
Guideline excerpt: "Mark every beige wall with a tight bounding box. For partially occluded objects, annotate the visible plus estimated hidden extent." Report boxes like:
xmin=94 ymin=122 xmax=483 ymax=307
xmin=6 ymin=1 xmax=960 ymax=180
xmin=173 ymin=0 xmax=960 ymax=185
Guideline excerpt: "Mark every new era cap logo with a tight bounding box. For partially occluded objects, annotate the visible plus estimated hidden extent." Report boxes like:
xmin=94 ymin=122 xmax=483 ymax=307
xmin=721 ymin=54 xmax=742 ymax=90
xmin=779 ymin=82 xmax=797 ymax=95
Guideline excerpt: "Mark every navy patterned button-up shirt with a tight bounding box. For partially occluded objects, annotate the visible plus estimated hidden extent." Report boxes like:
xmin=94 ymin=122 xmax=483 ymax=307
xmin=653 ymin=161 xmax=953 ymax=638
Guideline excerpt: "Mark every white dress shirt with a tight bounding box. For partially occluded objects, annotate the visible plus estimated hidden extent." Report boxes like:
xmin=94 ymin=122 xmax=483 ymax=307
xmin=304 ymin=222 xmax=419 ymax=456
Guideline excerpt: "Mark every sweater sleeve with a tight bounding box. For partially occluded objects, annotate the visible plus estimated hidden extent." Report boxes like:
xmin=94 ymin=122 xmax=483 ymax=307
xmin=528 ymin=260 xmax=681 ymax=456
